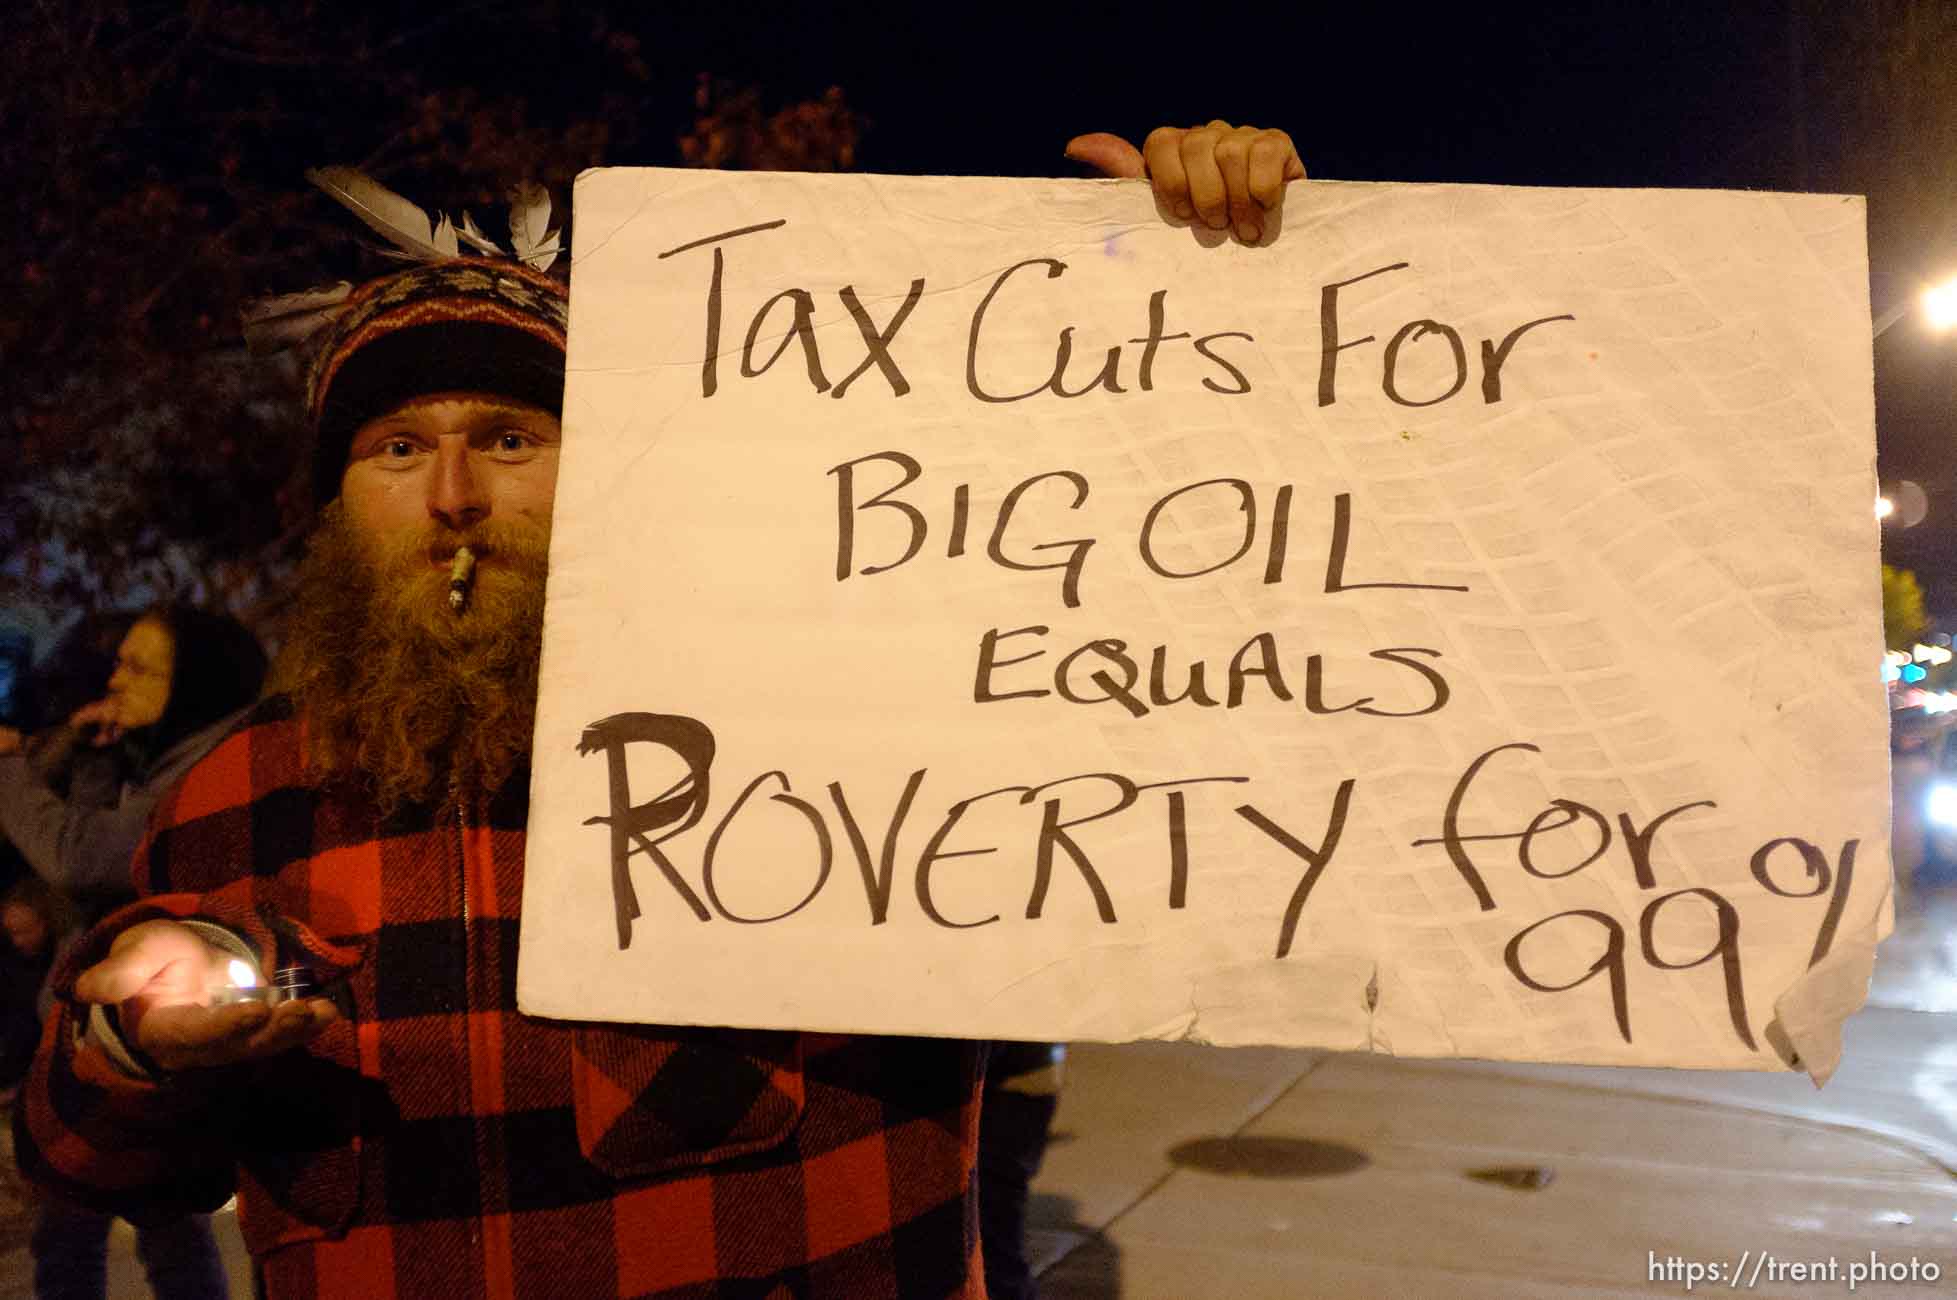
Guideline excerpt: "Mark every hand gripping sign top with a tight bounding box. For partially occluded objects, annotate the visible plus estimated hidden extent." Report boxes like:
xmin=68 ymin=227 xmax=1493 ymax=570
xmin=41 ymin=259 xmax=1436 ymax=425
xmin=519 ymin=168 xmax=1887 ymax=1082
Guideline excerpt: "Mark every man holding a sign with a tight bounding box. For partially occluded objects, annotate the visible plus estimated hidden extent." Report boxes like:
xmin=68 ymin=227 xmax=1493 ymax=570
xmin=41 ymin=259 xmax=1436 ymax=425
xmin=14 ymin=122 xmax=1304 ymax=1299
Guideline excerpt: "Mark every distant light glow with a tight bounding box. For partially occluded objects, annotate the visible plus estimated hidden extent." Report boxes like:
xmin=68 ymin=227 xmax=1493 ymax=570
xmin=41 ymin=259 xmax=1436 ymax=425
xmin=1919 ymin=691 xmax=1957 ymax=715
xmin=1883 ymin=661 xmax=1902 ymax=683
xmin=1904 ymin=663 xmax=1929 ymax=684
xmin=1926 ymin=276 xmax=1957 ymax=332
xmin=1878 ymin=496 xmax=1897 ymax=519
xmin=1927 ymin=782 xmax=1957 ymax=828
xmin=226 ymin=958 xmax=258 ymax=989
xmin=1886 ymin=650 xmax=1913 ymax=667
xmin=1916 ymin=644 xmax=1954 ymax=665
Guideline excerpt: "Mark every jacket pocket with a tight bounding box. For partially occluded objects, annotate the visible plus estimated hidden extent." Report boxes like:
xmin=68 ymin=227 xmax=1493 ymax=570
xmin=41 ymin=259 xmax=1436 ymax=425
xmin=226 ymin=1016 xmax=373 ymax=1256
xmin=572 ymin=1023 xmax=804 ymax=1180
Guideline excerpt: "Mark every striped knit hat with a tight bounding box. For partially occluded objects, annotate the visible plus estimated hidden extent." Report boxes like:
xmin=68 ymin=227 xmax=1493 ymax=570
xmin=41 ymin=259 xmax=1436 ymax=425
xmin=304 ymin=257 xmax=569 ymax=505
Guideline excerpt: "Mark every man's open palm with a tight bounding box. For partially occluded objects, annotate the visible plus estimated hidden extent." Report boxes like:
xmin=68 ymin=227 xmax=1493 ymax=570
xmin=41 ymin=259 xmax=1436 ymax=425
xmin=73 ymin=920 xmax=338 ymax=1073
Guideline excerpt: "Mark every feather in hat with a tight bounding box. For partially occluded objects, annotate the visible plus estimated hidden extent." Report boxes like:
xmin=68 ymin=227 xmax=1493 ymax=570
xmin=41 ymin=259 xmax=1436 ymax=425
xmin=241 ymin=167 xmax=563 ymax=354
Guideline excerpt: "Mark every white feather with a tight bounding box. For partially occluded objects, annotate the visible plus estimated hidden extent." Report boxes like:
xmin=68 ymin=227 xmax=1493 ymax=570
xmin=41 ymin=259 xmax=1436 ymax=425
xmin=520 ymin=233 xmax=562 ymax=271
xmin=305 ymin=166 xmax=455 ymax=261
xmin=430 ymin=212 xmax=460 ymax=258
xmin=457 ymin=211 xmax=504 ymax=256
xmin=508 ymin=182 xmax=560 ymax=269
xmin=239 ymin=282 xmax=353 ymax=355
xmin=239 ymin=281 xmax=352 ymax=326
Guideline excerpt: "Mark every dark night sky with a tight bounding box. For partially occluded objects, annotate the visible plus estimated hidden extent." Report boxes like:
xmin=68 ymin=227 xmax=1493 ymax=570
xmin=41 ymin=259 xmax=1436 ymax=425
xmin=593 ymin=7 xmax=1798 ymax=188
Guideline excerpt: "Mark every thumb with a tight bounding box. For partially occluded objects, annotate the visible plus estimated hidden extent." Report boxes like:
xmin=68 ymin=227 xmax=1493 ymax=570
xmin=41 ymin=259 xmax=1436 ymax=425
xmin=1064 ymin=132 xmax=1146 ymax=179
xmin=73 ymin=951 xmax=175 ymax=1005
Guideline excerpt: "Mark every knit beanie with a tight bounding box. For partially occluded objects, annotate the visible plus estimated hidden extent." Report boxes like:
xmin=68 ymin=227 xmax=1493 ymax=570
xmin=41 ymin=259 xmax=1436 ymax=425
xmin=304 ymin=258 xmax=569 ymax=505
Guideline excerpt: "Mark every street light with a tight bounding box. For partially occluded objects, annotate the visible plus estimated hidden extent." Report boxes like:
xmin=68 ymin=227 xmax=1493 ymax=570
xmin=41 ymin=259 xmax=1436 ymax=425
xmin=1873 ymin=272 xmax=1957 ymax=339
xmin=1927 ymin=279 xmax=1957 ymax=333
xmin=1873 ymin=275 xmax=1956 ymax=530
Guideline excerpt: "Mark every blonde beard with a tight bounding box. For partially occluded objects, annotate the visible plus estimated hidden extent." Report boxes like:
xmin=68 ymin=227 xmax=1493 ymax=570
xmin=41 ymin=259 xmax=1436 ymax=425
xmin=271 ymin=501 xmax=548 ymax=811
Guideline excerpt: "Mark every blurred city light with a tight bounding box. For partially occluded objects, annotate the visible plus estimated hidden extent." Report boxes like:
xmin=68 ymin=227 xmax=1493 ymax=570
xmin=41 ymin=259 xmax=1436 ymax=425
xmin=1882 ymin=649 xmax=1930 ymax=683
xmin=1928 ymin=781 xmax=1957 ymax=828
xmin=1873 ymin=274 xmax=1957 ymax=338
xmin=1926 ymin=276 xmax=1957 ymax=332
xmin=1881 ymin=480 xmax=1929 ymax=527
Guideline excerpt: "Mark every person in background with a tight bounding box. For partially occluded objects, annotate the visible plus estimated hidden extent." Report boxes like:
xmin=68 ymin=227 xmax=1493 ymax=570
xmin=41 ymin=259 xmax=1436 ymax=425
xmin=0 ymin=627 xmax=42 ymax=925
xmin=0 ymin=881 xmax=74 ymax=1293
xmin=0 ymin=628 xmax=36 ymax=737
xmin=0 ymin=605 xmax=268 ymax=923
xmin=0 ymin=879 xmax=73 ymax=1095
xmin=0 ymin=604 xmax=265 ymax=1300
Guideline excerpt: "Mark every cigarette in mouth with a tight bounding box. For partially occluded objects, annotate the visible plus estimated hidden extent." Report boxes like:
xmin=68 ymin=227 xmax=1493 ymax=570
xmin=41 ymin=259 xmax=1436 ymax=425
xmin=448 ymin=546 xmax=476 ymax=612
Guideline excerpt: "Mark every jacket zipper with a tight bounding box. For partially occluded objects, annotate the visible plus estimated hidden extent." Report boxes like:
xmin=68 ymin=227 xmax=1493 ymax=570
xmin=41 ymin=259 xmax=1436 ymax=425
xmin=453 ymin=776 xmax=471 ymax=933
xmin=450 ymin=778 xmax=485 ymax=1285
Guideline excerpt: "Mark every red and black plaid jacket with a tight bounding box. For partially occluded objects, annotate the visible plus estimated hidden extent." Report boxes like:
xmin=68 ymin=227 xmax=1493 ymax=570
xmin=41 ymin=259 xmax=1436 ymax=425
xmin=17 ymin=697 xmax=986 ymax=1298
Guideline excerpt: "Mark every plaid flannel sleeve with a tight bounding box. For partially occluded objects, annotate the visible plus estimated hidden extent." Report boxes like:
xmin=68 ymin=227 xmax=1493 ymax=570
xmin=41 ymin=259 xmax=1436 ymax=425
xmin=12 ymin=708 xmax=351 ymax=1225
xmin=13 ymin=892 xmax=251 ymax=1224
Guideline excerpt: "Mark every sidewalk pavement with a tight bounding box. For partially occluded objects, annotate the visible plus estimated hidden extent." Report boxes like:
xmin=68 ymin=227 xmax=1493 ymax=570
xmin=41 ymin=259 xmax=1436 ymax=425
xmin=1027 ymin=907 xmax=1957 ymax=1299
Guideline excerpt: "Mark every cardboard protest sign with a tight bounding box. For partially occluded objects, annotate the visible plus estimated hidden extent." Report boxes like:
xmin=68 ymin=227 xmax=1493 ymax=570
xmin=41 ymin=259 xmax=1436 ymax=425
xmin=519 ymin=169 xmax=1888 ymax=1079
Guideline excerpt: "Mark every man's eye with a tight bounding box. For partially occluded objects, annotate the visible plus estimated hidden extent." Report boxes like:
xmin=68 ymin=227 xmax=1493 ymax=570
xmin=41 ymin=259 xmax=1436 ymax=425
xmin=496 ymin=432 xmax=529 ymax=452
xmin=384 ymin=439 xmax=418 ymax=458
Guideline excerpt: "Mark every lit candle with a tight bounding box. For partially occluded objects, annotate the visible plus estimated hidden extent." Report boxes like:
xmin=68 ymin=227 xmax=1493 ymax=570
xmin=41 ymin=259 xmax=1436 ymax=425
xmin=208 ymin=955 xmax=271 ymax=1006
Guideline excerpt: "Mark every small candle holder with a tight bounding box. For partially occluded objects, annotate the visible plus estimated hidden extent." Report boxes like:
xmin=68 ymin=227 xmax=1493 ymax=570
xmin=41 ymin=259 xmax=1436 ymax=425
xmin=272 ymin=966 xmax=318 ymax=1002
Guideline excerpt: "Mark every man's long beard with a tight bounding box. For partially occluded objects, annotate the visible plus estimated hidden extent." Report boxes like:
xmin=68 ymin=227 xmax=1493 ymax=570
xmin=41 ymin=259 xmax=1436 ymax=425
xmin=272 ymin=502 xmax=548 ymax=812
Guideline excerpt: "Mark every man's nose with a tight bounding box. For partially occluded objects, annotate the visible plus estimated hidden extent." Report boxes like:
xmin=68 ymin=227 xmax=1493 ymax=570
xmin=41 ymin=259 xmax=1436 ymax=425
xmin=427 ymin=440 xmax=489 ymax=529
